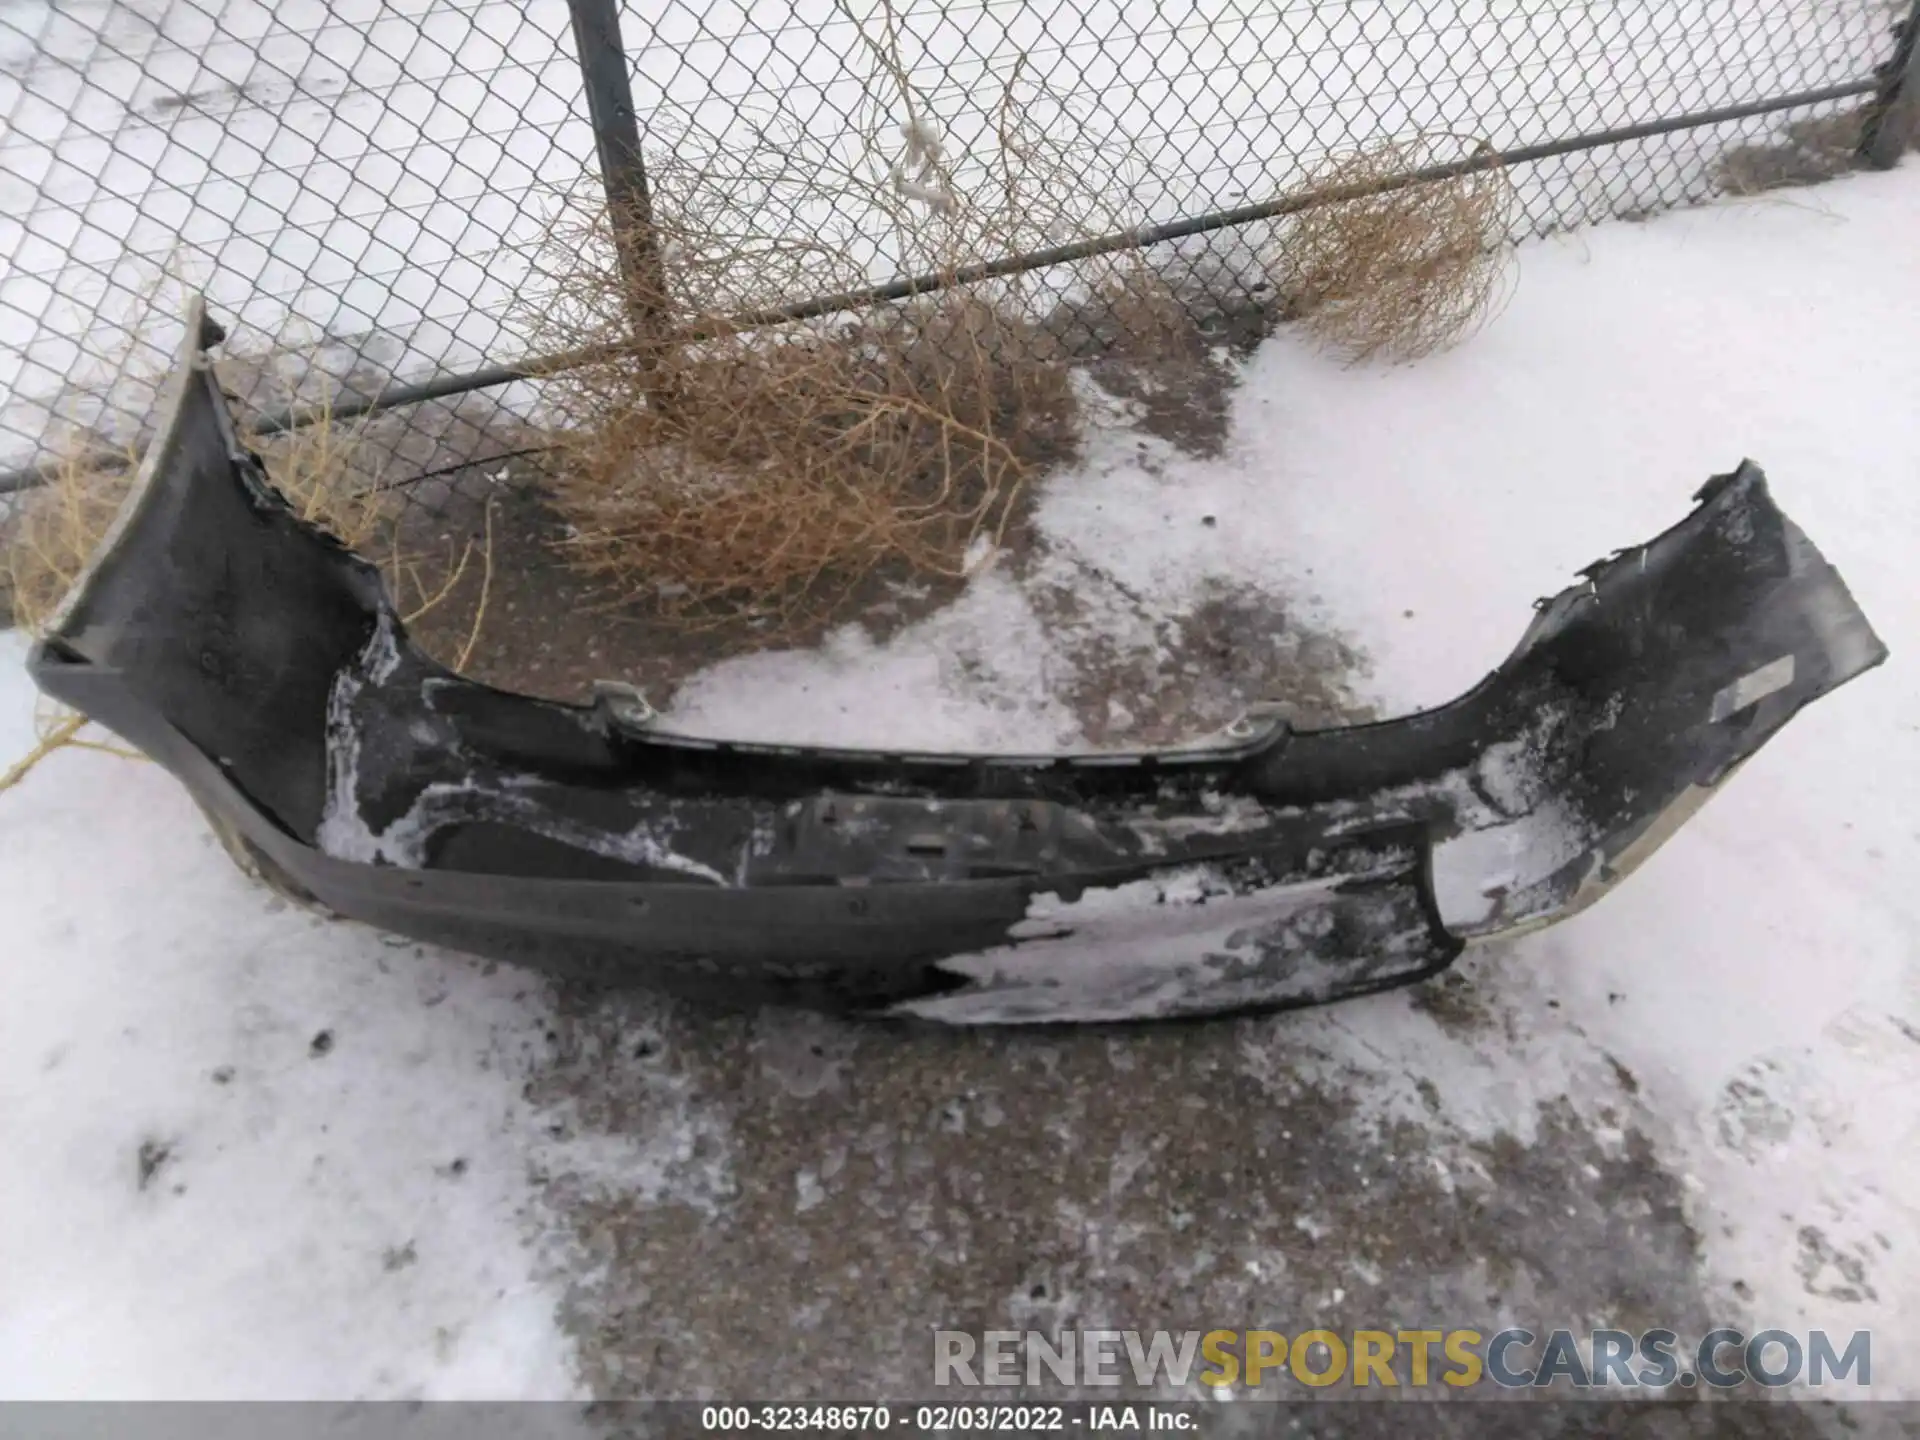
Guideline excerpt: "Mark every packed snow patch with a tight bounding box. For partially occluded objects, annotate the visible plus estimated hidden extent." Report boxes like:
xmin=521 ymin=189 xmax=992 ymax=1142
xmin=0 ymin=633 xmax=719 ymax=1400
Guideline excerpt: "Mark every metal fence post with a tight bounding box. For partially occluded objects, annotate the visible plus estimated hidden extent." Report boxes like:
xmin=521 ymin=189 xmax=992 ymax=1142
xmin=1860 ymin=0 xmax=1920 ymax=169
xmin=564 ymin=0 xmax=672 ymax=367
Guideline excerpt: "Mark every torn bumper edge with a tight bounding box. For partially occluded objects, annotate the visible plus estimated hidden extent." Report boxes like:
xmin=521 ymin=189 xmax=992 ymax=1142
xmin=23 ymin=300 xmax=1890 ymax=1023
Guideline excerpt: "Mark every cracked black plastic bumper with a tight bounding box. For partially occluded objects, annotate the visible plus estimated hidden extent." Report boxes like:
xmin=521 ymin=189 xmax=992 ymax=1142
xmin=24 ymin=302 xmax=1889 ymax=1022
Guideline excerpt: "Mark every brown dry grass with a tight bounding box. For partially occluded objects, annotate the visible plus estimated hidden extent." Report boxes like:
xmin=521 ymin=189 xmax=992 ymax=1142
xmin=1 ymin=394 xmax=498 ymax=792
xmin=538 ymin=286 xmax=1079 ymax=625
xmin=515 ymin=11 xmax=1194 ymax=630
xmin=1272 ymin=136 xmax=1518 ymax=363
xmin=0 ymin=705 xmax=148 ymax=797
xmin=0 ymin=401 xmax=393 ymax=790
xmin=0 ymin=445 xmax=134 ymax=637
xmin=2 ymin=403 xmax=392 ymax=639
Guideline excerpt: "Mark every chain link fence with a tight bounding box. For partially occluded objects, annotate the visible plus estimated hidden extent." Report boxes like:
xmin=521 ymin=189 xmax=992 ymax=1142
xmin=1 ymin=0 xmax=1915 ymax=501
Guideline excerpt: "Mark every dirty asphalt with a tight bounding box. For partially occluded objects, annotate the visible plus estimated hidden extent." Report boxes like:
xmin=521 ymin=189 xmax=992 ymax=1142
xmin=449 ymin=342 xmax=1888 ymax=1438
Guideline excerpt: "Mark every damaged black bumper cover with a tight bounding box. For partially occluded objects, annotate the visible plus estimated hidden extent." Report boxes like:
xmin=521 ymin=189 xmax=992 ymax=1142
xmin=26 ymin=303 xmax=1888 ymax=1022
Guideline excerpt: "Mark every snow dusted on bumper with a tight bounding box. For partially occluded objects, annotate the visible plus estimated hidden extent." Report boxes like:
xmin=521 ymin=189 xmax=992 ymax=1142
xmin=22 ymin=299 xmax=1892 ymax=1021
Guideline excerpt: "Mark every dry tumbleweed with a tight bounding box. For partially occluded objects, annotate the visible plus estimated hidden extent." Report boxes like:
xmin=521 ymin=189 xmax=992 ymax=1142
xmin=1274 ymin=137 xmax=1518 ymax=362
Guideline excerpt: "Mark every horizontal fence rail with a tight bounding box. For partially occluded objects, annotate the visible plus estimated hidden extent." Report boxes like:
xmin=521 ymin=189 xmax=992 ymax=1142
xmin=0 ymin=0 xmax=1913 ymax=498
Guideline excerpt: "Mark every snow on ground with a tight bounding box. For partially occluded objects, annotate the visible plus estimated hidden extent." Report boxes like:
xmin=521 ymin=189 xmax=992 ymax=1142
xmin=668 ymin=168 xmax=1920 ymax=1391
xmin=0 ymin=639 xmax=583 ymax=1399
xmin=3 ymin=166 xmax=1918 ymax=1399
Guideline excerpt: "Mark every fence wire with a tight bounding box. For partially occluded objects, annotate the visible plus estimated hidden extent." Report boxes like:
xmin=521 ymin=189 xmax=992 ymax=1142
xmin=0 ymin=0 xmax=1911 ymax=502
